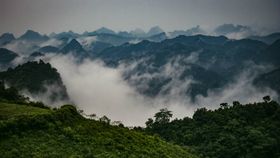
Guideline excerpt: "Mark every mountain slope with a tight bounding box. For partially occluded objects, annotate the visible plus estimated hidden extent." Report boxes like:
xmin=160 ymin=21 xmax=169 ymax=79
xmin=254 ymin=67 xmax=280 ymax=95
xmin=260 ymin=39 xmax=280 ymax=66
xmin=60 ymin=39 xmax=88 ymax=58
xmin=249 ymin=32 xmax=280 ymax=44
xmin=96 ymin=35 xmax=273 ymax=98
xmin=0 ymin=33 xmax=15 ymax=46
xmin=19 ymin=30 xmax=49 ymax=42
xmin=0 ymin=48 xmax=18 ymax=69
xmin=0 ymin=102 xmax=198 ymax=158
xmin=145 ymin=100 xmax=280 ymax=158
xmin=0 ymin=60 xmax=68 ymax=103
xmin=38 ymin=45 xmax=59 ymax=53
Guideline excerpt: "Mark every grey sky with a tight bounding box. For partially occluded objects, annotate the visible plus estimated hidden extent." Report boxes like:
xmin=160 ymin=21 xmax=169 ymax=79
xmin=1 ymin=0 xmax=279 ymax=36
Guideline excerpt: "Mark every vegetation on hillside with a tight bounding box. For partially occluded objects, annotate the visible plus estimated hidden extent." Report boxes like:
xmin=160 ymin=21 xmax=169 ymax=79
xmin=1 ymin=66 xmax=279 ymax=157
xmin=0 ymin=91 xmax=197 ymax=158
xmin=144 ymin=96 xmax=280 ymax=158
xmin=0 ymin=60 xmax=69 ymax=103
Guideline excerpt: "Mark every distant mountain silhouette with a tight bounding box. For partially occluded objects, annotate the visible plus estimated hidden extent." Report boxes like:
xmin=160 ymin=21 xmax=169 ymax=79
xmin=254 ymin=67 xmax=280 ymax=96
xmin=0 ymin=48 xmax=18 ymax=69
xmin=52 ymin=31 xmax=80 ymax=39
xmin=0 ymin=33 xmax=15 ymax=46
xmin=249 ymin=32 xmax=280 ymax=44
xmin=94 ymin=27 xmax=116 ymax=34
xmin=60 ymin=39 xmax=88 ymax=58
xmin=260 ymin=39 xmax=280 ymax=66
xmin=19 ymin=30 xmax=49 ymax=41
xmin=96 ymin=34 xmax=280 ymax=98
xmin=29 ymin=51 xmax=44 ymax=57
xmin=147 ymin=26 xmax=164 ymax=36
xmin=38 ymin=45 xmax=59 ymax=53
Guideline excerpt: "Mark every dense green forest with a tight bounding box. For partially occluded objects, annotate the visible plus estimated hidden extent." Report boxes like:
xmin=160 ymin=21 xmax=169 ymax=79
xmin=144 ymin=97 xmax=280 ymax=158
xmin=0 ymin=60 xmax=69 ymax=103
xmin=0 ymin=85 xmax=197 ymax=158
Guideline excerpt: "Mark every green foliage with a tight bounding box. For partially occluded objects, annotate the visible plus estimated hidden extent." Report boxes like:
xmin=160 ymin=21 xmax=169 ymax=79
xmin=0 ymin=102 xmax=51 ymax=120
xmin=154 ymin=108 xmax=173 ymax=124
xmin=99 ymin=115 xmax=111 ymax=124
xmin=0 ymin=102 xmax=198 ymax=158
xmin=0 ymin=81 xmax=28 ymax=103
xmin=145 ymin=99 xmax=280 ymax=158
xmin=0 ymin=60 xmax=69 ymax=102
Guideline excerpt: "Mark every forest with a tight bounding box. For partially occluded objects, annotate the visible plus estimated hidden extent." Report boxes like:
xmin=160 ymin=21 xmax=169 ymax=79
xmin=1 ymin=82 xmax=279 ymax=157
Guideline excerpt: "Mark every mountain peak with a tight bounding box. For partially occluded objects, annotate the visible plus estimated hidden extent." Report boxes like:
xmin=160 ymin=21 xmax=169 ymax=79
xmin=94 ymin=27 xmax=116 ymax=34
xmin=61 ymin=39 xmax=85 ymax=53
xmin=0 ymin=33 xmax=15 ymax=40
xmin=0 ymin=33 xmax=15 ymax=45
xmin=69 ymin=39 xmax=82 ymax=47
xmin=19 ymin=30 xmax=49 ymax=41
xmin=130 ymin=28 xmax=146 ymax=37
xmin=147 ymin=26 xmax=164 ymax=36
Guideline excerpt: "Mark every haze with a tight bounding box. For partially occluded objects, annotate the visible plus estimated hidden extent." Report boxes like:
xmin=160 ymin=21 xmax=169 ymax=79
xmin=1 ymin=0 xmax=280 ymax=36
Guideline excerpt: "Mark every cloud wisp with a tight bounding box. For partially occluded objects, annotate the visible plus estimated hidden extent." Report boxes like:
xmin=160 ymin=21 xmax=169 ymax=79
xmin=33 ymin=53 xmax=277 ymax=126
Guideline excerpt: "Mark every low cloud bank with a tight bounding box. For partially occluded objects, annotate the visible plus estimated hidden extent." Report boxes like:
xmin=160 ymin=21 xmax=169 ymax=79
xmin=38 ymin=54 xmax=278 ymax=126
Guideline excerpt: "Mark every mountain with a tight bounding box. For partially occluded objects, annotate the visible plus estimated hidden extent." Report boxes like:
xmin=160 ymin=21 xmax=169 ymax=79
xmin=0 ymin=101 xmax=198 ymax=158
xmin=29 ymin=51 xmax=44 ymax=58
xmin=147 ymin=26 xmax=164 ymax=36
xmin=19 ymin=30 xmax=49 ymax=42
xmin=96 ymin=34 xmax=279 ymax=99
xmin=117 ymin=31 xmax=133 ymax=38
xmin=0 ymin=33 xmax=15 ymax=46
xmin=90 ymin=41 xmax=112 ymax=54
xmin=254 ymin=67 xmax=280 ymax=95
xmin=52 ymin=31 xmax=80 ymax=39
xmin=38 ymin=45 xmax=59 ymax=53
xmin=249 ymin=32 xmax=280 ymax=44
xmin=260 ymin=39 xmax=280 ymax=66
xmin=0 ymin=60 xmax=69 ymax=103
xmin=130 ymin=28 xmax=146 ymax=37
xmin=61 ymin=39 xmax=87 ymax=57
xmin=146 ymin=32 xmax=168 ymax=42
xmin=214 ymin=24 xmax=253 ymax=36
xmin=96 ymin=34 xmax=230 ymax=66
xmin=93 ymin=27 xmax=116 ymax=34
xmin=96 ymin=35 xmax=231 ymax=98
xmin=0 ymin=48 xmax=18 ymax=69
xmin=168 ymin=25 xmax=205 ymax=38
xmin=95 ymin=33 xmax=133 ymax=46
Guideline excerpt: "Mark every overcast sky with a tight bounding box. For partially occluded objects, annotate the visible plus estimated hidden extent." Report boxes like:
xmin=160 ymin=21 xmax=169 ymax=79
xmin=1 ymin=0 xmax=279 ymax=36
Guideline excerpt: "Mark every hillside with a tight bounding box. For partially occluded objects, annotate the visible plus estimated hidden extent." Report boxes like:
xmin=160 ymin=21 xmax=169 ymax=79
xmin=0 ymin=60 xmax=69 ymax=103
xmin=0 ymin=101 xmax=198 ymax=158
xmin=95 ymin=35 xmax=276 ymax=99
xmin=144 ymin=98 xmax=280 ymax=158
xmin=0 ymin=48 xmax=18 ymax=69
xmin=254 ymin=67 xmax=280 ymax=95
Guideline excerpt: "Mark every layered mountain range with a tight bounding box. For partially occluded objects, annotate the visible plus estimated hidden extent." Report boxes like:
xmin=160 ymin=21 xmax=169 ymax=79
xmin=0 ymin=26 xmax=280 ymax=103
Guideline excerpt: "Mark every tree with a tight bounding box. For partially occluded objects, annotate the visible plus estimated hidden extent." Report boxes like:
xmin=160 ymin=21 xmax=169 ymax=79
xmin=233 ymin=101 xmax=241 ymax=107
xmin=111 ymin=121 xmax=123 ymax=126
xmin=154 ymin=108 xmax=173 ymax=124
xmin=192 ymin=107 xmax=210 ymax=123
xmin=145 ymin=118 xmax=154 ymax=128
xmin=99 ymin=115 xmax=111 ymax=124
xmin=220 ymin=103 xmax=229 ymax=109
xmin=263 ymin=96 xmax=271 ymax=103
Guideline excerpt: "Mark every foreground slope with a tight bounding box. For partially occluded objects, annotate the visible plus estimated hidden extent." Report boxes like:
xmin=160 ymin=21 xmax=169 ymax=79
xmin=145 ymin=99 xmax=280 ymax=158
xmin=0 ymin=102 xmax=198 ymax=158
